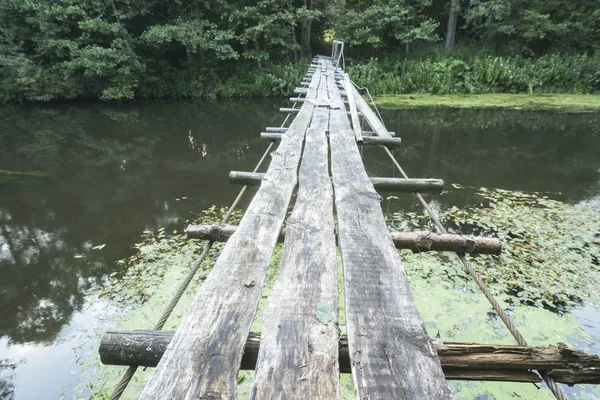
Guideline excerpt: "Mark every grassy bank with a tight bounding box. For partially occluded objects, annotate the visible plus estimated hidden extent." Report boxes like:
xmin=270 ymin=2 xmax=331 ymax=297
xmin=373 ymin=94 xmax=600 ymax=112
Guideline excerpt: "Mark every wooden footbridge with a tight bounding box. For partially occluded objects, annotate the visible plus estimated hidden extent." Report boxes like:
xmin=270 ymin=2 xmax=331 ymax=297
xmin=100 ymin=44 xmax=599 ymax=399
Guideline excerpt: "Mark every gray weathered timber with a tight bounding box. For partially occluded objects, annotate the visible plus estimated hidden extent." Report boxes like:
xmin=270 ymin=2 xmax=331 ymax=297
xmin=252 ymin=107 xmax=339 ymax=399
xmin=350 ymin=83 xmax=393 ymax=138
xmin=363 ymin=130 xmax=396 ymax=137
xmin=361 ymin=136 xmax=402 ymax=148
xmin=265 ymin=127 xmax=288 ymax=133
xmin=101 ymin=331 xmax=600 ymax=384
xmin=280 ymin=107 xmax=300 ymax=114
xmin=260 ymin=132 xmax=282 ymax=141
xmin=369 ymin=177 xmax=444 ymax=193
xmin=230 ymin=171 xmax=444 ymax=193
xmin=185 ymin=224 xmax=502 ymax=255
xmin=327 ymin=62 xmax=450 ymax=398
xmin=294 ymin=88 xmax=308 ymax=94
xmin=390 ymin=231 xmax=502 ymax=254
xmin=342 ymin=73 xmax=363 ymax=143
xmin=138 ymin=73 xmax=320 ymax=400
xmin=290 ymin=97 xmax=306 ymax=102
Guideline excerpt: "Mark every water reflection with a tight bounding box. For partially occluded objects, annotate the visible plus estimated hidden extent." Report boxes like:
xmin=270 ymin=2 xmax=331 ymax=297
xmin=0 ymin=100 xmax=282 ymax=348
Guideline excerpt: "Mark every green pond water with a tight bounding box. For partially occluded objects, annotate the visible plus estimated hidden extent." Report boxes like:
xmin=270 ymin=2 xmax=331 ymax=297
xmin=0 ymin=101 xmax=599 ymax=399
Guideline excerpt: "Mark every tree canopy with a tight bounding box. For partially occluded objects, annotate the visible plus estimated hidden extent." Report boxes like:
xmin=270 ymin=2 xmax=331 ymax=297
xmin=0 ymin=0 xmax=598 ymax=101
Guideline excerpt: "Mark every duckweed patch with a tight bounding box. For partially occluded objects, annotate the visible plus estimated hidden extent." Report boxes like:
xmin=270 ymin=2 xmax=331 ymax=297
xmin=373 ymin=94 xmax=600 ymax=112
xmin=389 ymin=187 xmax=600 ymax=311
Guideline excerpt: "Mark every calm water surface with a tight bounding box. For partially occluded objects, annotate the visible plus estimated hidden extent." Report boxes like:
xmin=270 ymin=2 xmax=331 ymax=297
xmin=0 ymin=101 xmax=599 ymax=399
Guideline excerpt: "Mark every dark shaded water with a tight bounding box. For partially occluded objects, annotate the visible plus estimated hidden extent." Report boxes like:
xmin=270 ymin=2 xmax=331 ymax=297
xmin=0 ymin=101 xmax=599 ymax=399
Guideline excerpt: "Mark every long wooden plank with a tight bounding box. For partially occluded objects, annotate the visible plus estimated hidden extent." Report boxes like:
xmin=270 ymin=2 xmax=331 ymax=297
xmin=342 ymin=73 xmax=363 ymax=143
xmin=251 ymin=107 xmax=339 ymax=399
xmin=326 ymin=63 xmax=451 ymax=398
xmin=139 ymin=71 xmax=321 ymax=400
xmin=350 ymin=83 xmax=393 ymax=138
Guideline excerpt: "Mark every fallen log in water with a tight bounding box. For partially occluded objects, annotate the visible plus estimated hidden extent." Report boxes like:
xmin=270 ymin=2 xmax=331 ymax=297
xmin=99 ymin=330 xmax=600 ymax=384
xmin=184 ymin=224 xmax=502 ymax=255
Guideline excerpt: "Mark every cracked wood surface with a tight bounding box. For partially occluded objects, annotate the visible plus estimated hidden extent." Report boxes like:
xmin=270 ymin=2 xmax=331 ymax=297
xmin=326 ymin=59 xmax=451 ymax=399
xmin=138 ymin=65 xmax=321 ymax=400
xmin=251 ymin=104 xmax=339 ymax=399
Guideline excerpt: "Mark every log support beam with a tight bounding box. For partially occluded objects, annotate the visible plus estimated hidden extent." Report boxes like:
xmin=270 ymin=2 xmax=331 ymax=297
xmin=229 ymin=171 xmax=444 ymax=193
xmin=185 ymin=224 xmax=502 ymax=255
xmin=99 ymin=330 xmax=600 ymax=385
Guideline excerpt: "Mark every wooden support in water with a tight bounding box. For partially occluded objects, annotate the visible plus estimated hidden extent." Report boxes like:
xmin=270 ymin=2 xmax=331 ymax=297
xmin=361 ymin=136 xmax=402 ymax=148
xmin=260 ymin=132 xmax=284 ymax=141
xmin=289 ymin=97 xmax=306 ymax=102
xmin=326 ymin=65 xmax=451 ymax=398
xmin=101 ymin=331 xmax=600 ymax=384
xmin=294 ymin=87 xmax=307 ymax=94
xmin=265 ymin=127 xmax=287 ymax=133
xmin=185 ymin=224 xmax=502 ymax=255
xmin=280 ymin=107 xmax=299 ymax=114
xmin=229 ymin=171 xmax=444 ymax=193
xmin=138 ymin=66 xmax=322 ymax=400
xmin=363 ymin=130 xmax=396 ymax=137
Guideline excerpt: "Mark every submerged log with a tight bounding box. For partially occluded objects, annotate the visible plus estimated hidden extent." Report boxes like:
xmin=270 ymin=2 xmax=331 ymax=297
xmin=185 ymin=224 xmax=502 ymax=255
xmin=99 ymin=331 xmax=600 ymax=384
xmin=280 ymin=107 xmax=299 ymax=114
xmin=229 ymin=171 xmax=444 ymax=193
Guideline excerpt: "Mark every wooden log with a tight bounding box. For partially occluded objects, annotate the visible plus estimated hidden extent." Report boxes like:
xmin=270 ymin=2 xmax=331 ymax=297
xmin=363 ymin=130 xmax=396 ymax=137
xmin=101 ymin=332 xmax=600 ymax=384
xmin=185 ymin=224 xmax=502 ymax=255
xmin=289 ymin=97 xmax=306 ymax=102
xmin=326 ymin=64 xmax=451 ymax=398
xmin=280 ymin=107 xmax=299 ymax=114
xmin=361 ymin=136 xmax=402 ymax=148
xmin=252 ymin=105 xmax=340 ymax=398
xmin=138 ymin=71 xmax=320 ymax=400
xmin=265 ymin=127 xmax=287 ymax=133
xmin=369 ymin=177 xmax=444 ymax=193
xmin=260 ymin=132 xmax=282 ymax=141
xmin=294 ymin=87 xmax=307 ymax=94
xmin=230 ymin=171 xmax=444 ymax=193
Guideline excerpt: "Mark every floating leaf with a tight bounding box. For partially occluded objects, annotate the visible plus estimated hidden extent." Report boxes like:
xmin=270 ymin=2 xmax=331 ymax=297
xmin=316 ymin=305 xmax=334 ymax=324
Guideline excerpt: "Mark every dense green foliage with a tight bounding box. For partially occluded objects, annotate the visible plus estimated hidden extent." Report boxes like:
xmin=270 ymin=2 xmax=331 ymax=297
xmin=1 ymin=0 xmax=599 ymax=101
xmin=348 ymin=54 xmax=600 ymax=94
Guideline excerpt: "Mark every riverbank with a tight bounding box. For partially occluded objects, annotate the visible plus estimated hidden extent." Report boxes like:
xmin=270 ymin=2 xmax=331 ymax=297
xmin=373 ymin=94 xmax=600 ymax=112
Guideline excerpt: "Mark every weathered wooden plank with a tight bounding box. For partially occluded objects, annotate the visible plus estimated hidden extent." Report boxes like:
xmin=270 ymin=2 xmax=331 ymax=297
xmin=326 ymin=61 xmax=451 ymax=398
xmin=342 ymin=73 xmax=363 ymax=143
xmin=350 ymin=83 xmax=393 ymax=138
xmin=101 ymin=331 xmax=600 ymax=385
xmin=252 ymin=107 xmax=339 ymax=399
xmin=138 ymin=76 xmax=320 ymax=400
xmin=265 ymin=127 xmax=288 ymax=133
xmin=185 ymin=224 xmax=502 ymax=255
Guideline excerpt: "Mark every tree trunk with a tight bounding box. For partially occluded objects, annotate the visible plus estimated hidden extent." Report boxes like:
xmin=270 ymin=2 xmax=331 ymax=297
xmin=445 ymin=0 xmax=459 ymax=49
xmin=291 ymin=25 xmax=299 ymax=62
xmin=254 ymin=40 xmax=262 ymax=69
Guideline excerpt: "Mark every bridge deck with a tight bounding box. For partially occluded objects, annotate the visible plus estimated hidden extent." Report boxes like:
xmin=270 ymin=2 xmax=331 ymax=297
xmin=139 ymin=57 xmax=450 ymax=399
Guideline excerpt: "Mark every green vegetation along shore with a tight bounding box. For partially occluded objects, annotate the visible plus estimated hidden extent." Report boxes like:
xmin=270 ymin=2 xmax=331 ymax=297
xmin=373 ymin=94 xmax=600 ymax=112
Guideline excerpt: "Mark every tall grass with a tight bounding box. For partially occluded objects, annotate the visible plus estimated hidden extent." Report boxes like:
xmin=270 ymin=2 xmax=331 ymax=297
xmin=347 ymin=54 xmax=600 ymax=95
